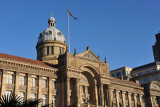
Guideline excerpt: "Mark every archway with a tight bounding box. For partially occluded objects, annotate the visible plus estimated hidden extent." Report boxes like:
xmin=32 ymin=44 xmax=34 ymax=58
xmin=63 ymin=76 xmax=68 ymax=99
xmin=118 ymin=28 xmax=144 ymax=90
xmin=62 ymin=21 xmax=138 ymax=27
xmin=80 ymin=71 xmax=96 ymax=105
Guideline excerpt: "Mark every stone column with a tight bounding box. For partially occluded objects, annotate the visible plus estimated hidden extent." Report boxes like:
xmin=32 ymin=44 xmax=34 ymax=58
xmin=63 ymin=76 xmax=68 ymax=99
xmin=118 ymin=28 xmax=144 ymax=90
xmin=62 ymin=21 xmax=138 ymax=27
xmin=76 ymin=78 xmax=80 ymax=107
xmin=122 ymin=91 xmax=126 ymax=107
xmin=101 ymin=84 xmax=104 ymax=106
xmin=66 ymin=77 xmax=70 ymax=106
xmin=116 ymin=90 xmax=120 ymax=107
xmin=128 ymin=93 xmax=132 ymax=107
xmin=108 ymin=86 xmax=112 ymax=107
xmin=14 ymin=72 xmax=20 ymax=95
xmin=139 ymin=95 xmax=143 ymax=107
xmin=94 ymin=80 xmax=99 ymax=106
xmin=38 ymin=76 xmax=42 ymax=107
xmin=26 ymin=74 xmax=31 ymax=100
xmin=48 ymin=77 xmax=53 ymax=106
xmin=134 ymin=94 xmax=137 ymax=107
xmin=1 ymin=69 xmax=7 ymax=96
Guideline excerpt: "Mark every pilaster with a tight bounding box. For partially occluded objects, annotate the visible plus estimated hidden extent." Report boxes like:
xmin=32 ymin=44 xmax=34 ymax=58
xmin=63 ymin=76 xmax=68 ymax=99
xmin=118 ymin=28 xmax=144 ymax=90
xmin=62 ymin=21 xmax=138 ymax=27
xmin=66 ymin=77 xmax=70 ymax=106
xmin=101 ymin=84 xmax=104 ymax=106
xmin=76 ymin=78 xmax=80 ymax=107
xmin=14 ymin=72 xmax=20 ymax=95
xmin=128 ymin=93 xmax=132 ymax=107
xmin=94 ymin=80 xmax=99 ymax=106
xmin=116 ymin=90 xmax=120 ymax=107
xmin=1 ymin=69 xmax=6 ymax=96
xmin=134 ymin=94 xmax=137 ymax=107
xmin=122 ymin=91 xmax=126 ymax=107
xmin=38 ymin=75 xmax=42 ymax=107
xmin=48 ymin=77 xmax=53 ymax=106
xmin=26 ymin=74 xmax=31 ymax=100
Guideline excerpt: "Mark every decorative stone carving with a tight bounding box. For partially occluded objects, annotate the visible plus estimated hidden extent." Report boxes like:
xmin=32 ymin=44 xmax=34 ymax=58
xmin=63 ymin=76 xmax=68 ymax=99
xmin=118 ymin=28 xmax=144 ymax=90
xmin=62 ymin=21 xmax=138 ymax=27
xmin=42 ymin=88 xmax=48 ymax=94
xmin=19 ymin=86 xmax=26 ymax=91
xmin=31 ymin=87 xmax=38 ymax=92
xmin=81 ymin=52 xmax=99 ymax=62
xmin=150 ymin=83 xmax=160 ymax=90
xmin=6 ymin=84 xmax=14 ymax=90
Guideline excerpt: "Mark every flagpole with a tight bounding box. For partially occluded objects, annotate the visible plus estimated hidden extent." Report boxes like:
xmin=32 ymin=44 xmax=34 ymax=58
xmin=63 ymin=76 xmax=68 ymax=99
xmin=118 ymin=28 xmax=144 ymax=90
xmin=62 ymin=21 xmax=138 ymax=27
xmin=67 ymin=1 xmax=70 ymax=53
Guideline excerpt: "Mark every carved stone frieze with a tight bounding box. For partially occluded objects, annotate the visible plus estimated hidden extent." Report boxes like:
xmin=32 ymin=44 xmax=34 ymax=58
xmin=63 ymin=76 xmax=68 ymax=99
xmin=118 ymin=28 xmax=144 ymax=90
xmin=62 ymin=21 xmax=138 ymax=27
xmin=150 ymin=83 xmax=160 ymax=91
xmin=42 ymin=88 xmax=48 ymax=94
xmin=6 ymin=84 xmax=14 ymax=90
xmin=81 ymin=52 xmax=99 ymax=62
xmin=31 ymin=87 xmax=38 ymax=92
xmin=52 ymin=89 xmax=57 ymax=95
xmin=19 ymin=86 xmax=26 ymax=91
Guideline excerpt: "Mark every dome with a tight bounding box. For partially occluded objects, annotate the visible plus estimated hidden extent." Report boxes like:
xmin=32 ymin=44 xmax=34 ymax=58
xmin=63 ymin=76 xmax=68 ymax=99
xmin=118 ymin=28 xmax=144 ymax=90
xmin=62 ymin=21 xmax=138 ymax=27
xmin=48 ymin=16 xmax=56 ymax=23
xmin=38 ymin=27 xmax=65 ymax=43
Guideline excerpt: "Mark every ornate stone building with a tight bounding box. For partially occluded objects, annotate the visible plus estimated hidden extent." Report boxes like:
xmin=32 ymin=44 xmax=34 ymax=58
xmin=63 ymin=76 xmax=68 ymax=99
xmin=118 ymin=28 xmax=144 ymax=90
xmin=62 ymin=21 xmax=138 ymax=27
xmin=0 ymin=15 xmax=160 ymax=107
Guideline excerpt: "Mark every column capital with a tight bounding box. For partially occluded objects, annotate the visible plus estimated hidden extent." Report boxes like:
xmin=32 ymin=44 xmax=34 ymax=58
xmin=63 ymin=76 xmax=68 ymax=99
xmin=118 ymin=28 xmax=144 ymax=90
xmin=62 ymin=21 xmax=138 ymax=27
xmin=76 ymin=78 xmax=80 ymax=83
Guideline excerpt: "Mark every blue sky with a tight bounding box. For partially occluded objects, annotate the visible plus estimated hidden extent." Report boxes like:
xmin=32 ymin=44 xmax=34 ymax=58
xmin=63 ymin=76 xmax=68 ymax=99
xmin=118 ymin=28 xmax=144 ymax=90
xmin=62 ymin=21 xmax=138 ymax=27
xmin=0 ymin=0 xmax=160 ymax=70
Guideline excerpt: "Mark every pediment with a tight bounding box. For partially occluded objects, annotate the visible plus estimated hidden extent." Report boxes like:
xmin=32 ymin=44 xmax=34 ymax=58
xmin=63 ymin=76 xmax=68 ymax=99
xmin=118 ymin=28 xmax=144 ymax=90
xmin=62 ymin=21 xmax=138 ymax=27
xmin=78 ymin=50 xmax=102 ymax=62
xmin=150 ymin=81 xmax=160 ymax=91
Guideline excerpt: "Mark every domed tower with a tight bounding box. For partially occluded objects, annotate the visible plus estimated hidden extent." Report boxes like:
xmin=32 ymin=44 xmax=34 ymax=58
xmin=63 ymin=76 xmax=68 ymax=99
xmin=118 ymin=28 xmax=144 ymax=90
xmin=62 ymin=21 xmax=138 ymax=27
xmin=36 ymin=15 xmax=67 ymax=65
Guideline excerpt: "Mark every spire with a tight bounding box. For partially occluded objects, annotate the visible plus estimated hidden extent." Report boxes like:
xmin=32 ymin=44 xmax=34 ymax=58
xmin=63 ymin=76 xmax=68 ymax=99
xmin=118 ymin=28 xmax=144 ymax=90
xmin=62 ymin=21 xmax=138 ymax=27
xmin=105 ymin=57 xmax=107 ymax=63
xmin=51 ymin=12 xmax=53 ymax=17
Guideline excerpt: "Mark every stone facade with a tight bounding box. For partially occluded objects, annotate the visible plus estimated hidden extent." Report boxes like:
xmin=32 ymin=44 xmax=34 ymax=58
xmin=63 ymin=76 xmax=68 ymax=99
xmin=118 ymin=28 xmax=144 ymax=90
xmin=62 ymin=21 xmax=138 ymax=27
xmin=0 ymin=15 xmax=160 ymax=107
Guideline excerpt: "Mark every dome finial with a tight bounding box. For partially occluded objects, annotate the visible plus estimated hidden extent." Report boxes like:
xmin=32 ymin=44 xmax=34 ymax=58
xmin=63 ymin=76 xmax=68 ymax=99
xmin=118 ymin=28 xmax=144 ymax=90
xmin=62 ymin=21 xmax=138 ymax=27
xmin=51 ymin=12 xmax=53 ymax=17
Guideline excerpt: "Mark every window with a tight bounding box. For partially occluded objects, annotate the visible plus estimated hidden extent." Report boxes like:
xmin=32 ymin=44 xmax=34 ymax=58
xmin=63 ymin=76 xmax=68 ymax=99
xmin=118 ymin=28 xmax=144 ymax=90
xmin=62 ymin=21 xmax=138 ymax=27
xmin=152 ymin=75 xmax=158 ymax=80
xmin=5 ymin=91 xmax=12 ymax=96
xmin=6 ymin=74 xmax=13 ymax=84
xmin=139 ymin=79 xmax=142 ymax=84
xmin=47 ymin=46 xmax=49 ymax=55
xmin=42 ymin=79 xmax=47 ymax=88
xmin=113 ymin=90 xmax=116 ymax=98
xmin=30 ymin=93 xmax=36 ymax=100
xmin=119 ymin=91 xmax=122 ymax=99
xmin=52 ymin=96 xmax=56 ymax=107
xmin=144 ymin=77 xmax=149 ymax=83
xmin=131 ymin=94 xmax=134 ymax=101
xmin=142 ymin=96 xmax=145 ymax=103
xmin=51 ymin=46 xmax=54 ymax=55
xmin=137 ymin=72 xmax=143 ymax=76
xmin=136 ymin=94 xmax=140 ymax=102
xmin=145 ymin=70 xmax=150 ymax=74
xmin=116 ymin=72 xmax=121 ymax=77
xmin=125 ymin=92 xmax=128 ymax=100
xmin=19 ymin=75 xmax=25 ymax=86
xmin=155 ymin=97 xmax=159 ymax=104
xmin=41 ymin=94 xmax=47 ymax=106
xmin=81 ymin=86 xmax=85 ymax=94
xmin=82 ymin=99 xmax=85 ymax=104
xmin=31 ymin=77 xmax=36 ymax=87
xmin=18 ymin=92 xmax=25 ymax=101
xmin=111 ymin=74 xmax=115 ymax=77
xmin=123 ymin=71 xmax=126 ymax=77
xmin=58 ymin=47 xmax=60 ymax=55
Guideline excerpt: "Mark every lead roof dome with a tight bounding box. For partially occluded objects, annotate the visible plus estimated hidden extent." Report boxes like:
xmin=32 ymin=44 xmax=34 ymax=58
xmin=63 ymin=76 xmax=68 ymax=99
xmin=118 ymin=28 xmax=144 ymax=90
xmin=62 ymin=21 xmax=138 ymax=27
xmin=38 ymin=16 xmax=65 ymax=43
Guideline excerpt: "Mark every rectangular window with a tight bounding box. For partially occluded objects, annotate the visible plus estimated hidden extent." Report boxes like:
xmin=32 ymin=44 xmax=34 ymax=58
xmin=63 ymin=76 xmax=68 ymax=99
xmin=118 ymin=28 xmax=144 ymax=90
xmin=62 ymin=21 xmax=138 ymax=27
xmin=137 ymin=72 xmax=143 ymax=76
xmin=30 ymin=93 xmax=36 ymax=100
xmin=123 ymin=71 xmax=126 ymax=77
xmin=42 ymin=79 xmax=47 ymax=88
xmin=47 ymin=46 xmax=49 ymax=55
xmin=5 ymin=91 xmax=12 ymax=96
xmin=113 ymin=90 xmax=116 ymax=98
xmin=52 ymin=96 xmax=56 ymax=107
xmin=152 ymin=75 xmax=158 ymax=80
xmin=144 ymin=77 xmax=149 ymax=83
xmin=131 ymin=94 xmax=134 ymax=101
xmin=116 ymin=72 xmax=121 ymax=77
xmin=41 ymin=94 xmax=47 ymax=106
xmin=31 ymin=77 xmax=36 ymax=87
xmin=6 ymin=74 xmax=13 ymax=84
xmin=18 ymin=92 xmax=25 ymax=101
xmin=19 ymin=75 xmax=25 ymax=86
xmin=125 ymin=92 xmax=128 ymax=100
xmin=119 ymin=91 xmax=122 ymax=99
xmin=111 ymin=74 xmax=115 ymax=77
xmin=51 ymin=46 xmax=54 ymax=55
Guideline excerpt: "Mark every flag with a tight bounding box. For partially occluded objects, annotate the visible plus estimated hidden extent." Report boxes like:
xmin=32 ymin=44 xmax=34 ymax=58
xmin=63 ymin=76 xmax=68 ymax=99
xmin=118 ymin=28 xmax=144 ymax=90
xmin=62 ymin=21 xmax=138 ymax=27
xmin=67 ymin=10 xmax=77 ymax=20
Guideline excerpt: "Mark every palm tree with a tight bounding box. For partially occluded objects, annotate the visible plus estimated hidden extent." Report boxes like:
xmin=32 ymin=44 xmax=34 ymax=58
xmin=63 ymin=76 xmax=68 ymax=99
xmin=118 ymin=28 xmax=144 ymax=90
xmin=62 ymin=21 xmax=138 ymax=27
xmin=0 ymin=94 xmax=42 ymax=107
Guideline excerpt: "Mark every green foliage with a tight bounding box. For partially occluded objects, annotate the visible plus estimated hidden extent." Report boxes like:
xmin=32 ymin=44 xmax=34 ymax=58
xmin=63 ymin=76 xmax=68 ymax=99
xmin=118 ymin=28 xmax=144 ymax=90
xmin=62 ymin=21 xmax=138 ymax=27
xmin=0 ymin=94 xmax=42 ymax=107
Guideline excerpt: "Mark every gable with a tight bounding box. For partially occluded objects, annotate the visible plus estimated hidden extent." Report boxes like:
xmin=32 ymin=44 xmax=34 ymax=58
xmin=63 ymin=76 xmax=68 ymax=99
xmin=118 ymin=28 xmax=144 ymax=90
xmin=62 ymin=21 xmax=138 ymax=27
xmin=78 ymin=50 xmax=101 ymax=62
